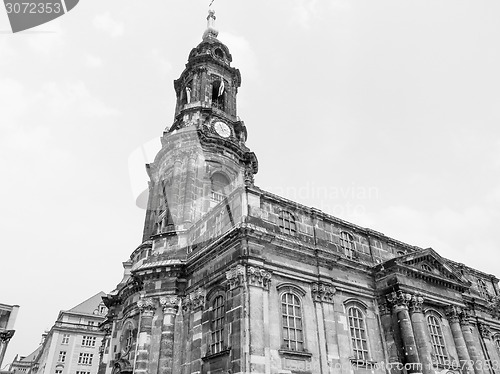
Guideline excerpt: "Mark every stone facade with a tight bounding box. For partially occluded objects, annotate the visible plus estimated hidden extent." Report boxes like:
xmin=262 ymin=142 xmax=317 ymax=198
xmin=100 ymin=11 xmax=500 ymax=374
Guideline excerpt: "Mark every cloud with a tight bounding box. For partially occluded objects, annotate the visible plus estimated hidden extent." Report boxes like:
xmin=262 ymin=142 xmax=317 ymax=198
xmin=217 ymin=32 xmax=258 ymax=81
xmin=291 ymin=0 xmax=319 ymax=29
xmin=42 ymin=80 xmax=120 ymax=117
xmin=24 ymin=20 xmax=65 ymax=55
xmin=85 ymin=54 xmax=103 ymax=68
xmin=93 ymin=12 xmax=124 ymax=38
xmin=150 ymin=49 xmax=172 ymax=76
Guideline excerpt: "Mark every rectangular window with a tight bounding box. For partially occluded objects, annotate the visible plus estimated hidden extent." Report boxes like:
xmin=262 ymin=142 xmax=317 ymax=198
xmin=55 ymin=370 xmax=62 ymax=374
xmin=77 ymin=353 xmax=93 ymax=365
xmin=81 ymin=336 xmax=96 ymax=347
xmin=58 ymin=351 xmax=66 ymax=363
xmin=62 ymin=334 xmax=70 ymax=345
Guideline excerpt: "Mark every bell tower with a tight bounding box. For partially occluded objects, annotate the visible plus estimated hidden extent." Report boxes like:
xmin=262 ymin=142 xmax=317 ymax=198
xmin=141 ymin=9 xmax=258 ymax=251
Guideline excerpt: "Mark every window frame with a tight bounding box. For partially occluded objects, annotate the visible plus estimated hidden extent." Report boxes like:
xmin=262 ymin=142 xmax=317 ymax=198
xmin=278 ymin=210 xmax=297 ymax=236
xmin=277 ymin=285 xmax=307 ymax=353
xmin=426 ymin=313 xmax=448 ymax=366
xmin=340 ymin=231 xmax=355 ymax=259
xmin=209 ymin=294 xmax=226 ymax=355
xmin=58 ymin=351 xmax=66 ymax=363
xmin=477 ymin=279 xmax=489 ymax=299
xmin=77 ymin=352 xmax=93 ymax=365
xmin=345 ymin=304 xmax=370 ymax=362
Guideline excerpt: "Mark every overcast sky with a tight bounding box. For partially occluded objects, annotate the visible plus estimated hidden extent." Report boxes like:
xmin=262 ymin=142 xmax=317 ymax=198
xmin=1 ymin=0 xmax=500 ymax=365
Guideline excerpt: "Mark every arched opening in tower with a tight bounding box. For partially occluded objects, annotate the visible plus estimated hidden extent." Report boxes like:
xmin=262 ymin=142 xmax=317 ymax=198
xmin=211 ymin=80 xmax=225 ymax=111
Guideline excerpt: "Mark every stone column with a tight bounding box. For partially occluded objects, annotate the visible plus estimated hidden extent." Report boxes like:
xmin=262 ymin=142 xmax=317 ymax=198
xmin=378 ymin=300 xmax=402 ymax=374
xmin=135 ymin=298 xmax=156 ymax=374
xmin=158 ymin=296 xmax=180 ymax=374
xmin=409 ymin=295 xmax=433 ymax=374
xmin=0 ymin=330 xmax=15 ymax=368
xmin=387 ymin=291 xmax=422 ymax=374
xmin=311 ymin=282 xmax=336 ymax=374
xmin=446 ymin=306 xmax=473 ymax=374
xmin=479 ymin=323 xmax=500 ymax=374
xmin=460 ymin=309 xmax=485 ymax=374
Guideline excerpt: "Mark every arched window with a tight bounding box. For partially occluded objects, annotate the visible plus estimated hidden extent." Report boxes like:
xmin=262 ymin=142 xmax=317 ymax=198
xmin=340 ymin=231 xmax=355 ymax=259
xmin=281 ymin=292 xmax=303 ymax=351
xmin=427 ymin=314 xmax=447 ymax=365
xmin=121 ymin=321 xmax=136 ymax=356
xmin=347 ymin=306 xmax=369 ymax=361
xmin=211 ymin=295 xmax=225 ymax=354
xmin=477 ymin=279 xmax=489 ymax=299
xmin=210 ymin=173 xmax=230 ymax=203
xmin=278 ymin=211 xmax=296 ymax=235
xmin=211 ymin=80 xmax=225 ymax=110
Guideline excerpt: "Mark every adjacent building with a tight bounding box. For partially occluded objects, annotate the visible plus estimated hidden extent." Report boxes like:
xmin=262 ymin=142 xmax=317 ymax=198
xmin=0 ymin=303 xmax=20 ymax=370
xmin=9 ymin=346 xmax=43 ymax=374
xmin=34 ymin=292 xmax=107 ymax=374
xmin=99 ymin=10 xmax=500 ymax=374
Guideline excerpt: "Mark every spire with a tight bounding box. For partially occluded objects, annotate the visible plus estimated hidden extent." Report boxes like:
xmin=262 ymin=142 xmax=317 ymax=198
xmin=202 ymin=8 xmax=219 ymax=40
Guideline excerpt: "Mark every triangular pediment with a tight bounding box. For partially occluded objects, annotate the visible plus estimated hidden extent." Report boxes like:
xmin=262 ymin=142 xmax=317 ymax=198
xmin=397 ymin=248 xmax=469 ymax=285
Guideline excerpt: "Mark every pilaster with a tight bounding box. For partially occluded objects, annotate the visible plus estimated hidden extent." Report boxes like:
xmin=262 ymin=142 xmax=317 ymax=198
xmin=158 ymin=296 xmax=180 ymax=374
xmin=135 ymin=298 xmax=156 ymax=374
xmin=311 ymin=282 xmax=335 ymax=374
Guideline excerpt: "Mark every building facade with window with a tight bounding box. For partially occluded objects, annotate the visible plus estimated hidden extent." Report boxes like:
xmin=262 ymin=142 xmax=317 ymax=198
xmin=100 ymin=10 xmax=500 ymax=374
xmin=33 ymin=293 xmax=107 ymax=374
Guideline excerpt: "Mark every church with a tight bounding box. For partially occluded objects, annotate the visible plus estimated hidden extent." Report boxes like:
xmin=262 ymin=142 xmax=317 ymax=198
xmin=99 ymin=9 xmax=500 ymax=374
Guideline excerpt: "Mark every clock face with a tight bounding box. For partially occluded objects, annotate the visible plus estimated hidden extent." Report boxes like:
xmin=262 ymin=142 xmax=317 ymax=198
xmin=213 ymin=121 xmax=231 ymax=138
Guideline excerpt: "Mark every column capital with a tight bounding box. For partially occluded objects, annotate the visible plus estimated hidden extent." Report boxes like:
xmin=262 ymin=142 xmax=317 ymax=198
xmin=478 ymin=322 xmax=492 ymax=339
xmin=409 ymin=294 xmax=425 ymax=314
xmin=182 ymin=288 xmax=205 ymax=312
xmin=226 ymin=264 xmax=246 ymax=290
xmin=247 ymin=266 xmax=272 ymax=290
xmin=458 ymin=307 xmax=473 ymax=326
xmin=377 ymin=298 xmax=391 ymax=316
xmin=445 ymin=305 xmax=462 ymax=323
xmin=159 ymin=295 xmax=180 ymax=313
xmin=137 ymin=297 xmax=155 ymax=317
xmin=386 ymin=290 xmax=413 ymax=310
xmin=311 ymin=282 xmax=336 ymax=303
xmin=0 ymin=330 xmax=15 ymax=343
